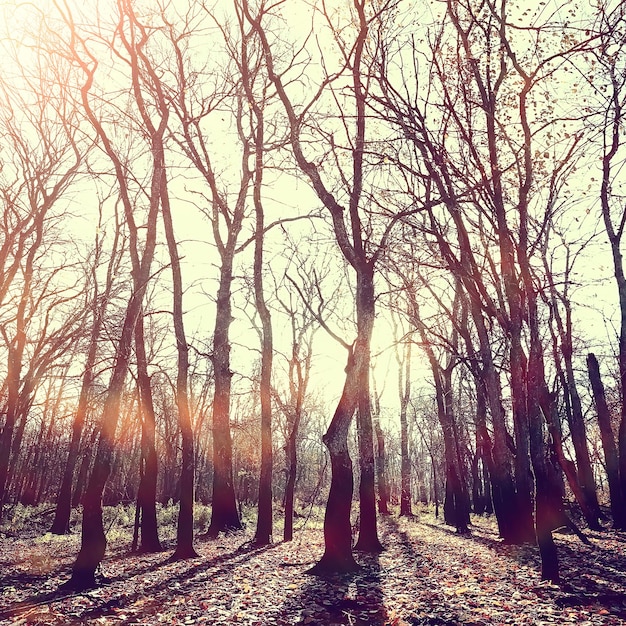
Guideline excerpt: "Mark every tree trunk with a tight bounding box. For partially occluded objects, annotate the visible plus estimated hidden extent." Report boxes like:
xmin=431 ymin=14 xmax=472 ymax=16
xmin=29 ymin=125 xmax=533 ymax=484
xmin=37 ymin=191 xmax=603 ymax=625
xmin=545 ymin=252 xmax=602 ymax=529
xmin=250 ymin=98 xmax=273 ymax=547
xmin=284 ymin=421 xmax=299 ymax=542
xmin=373 ymin=415 xmax=390 ymax=516
xmin=63 ymin=2 xmax=164 ymax=582
xmin=354 ymin=267 xmax=383 ymax=553
xmin=51 ymin=322 xmax=100 ymax=534
xmin=72 ymin=427 xmax=97 ymax=508
xmin=157 ymin=175 xmax=197 ymax=559
xmin=133 ymin=314 xmax=161 ymax=553
xmin=283 ymin=340 xmax=307 ymax=542
xmin=398 ymin=341 xmax=413 ymax=517
xmin=509 ymin=341 xmax=536 ymax=544
xmin=587 ymin=352 xmax=626 ymax=529
xmin=526 ymin=345 xmax=561 ymax=582
xmin=439 ymin=365 xmax=470 ymax=533
xmin=207 ymin=257 xmax=242 ymax=537
xmin=308 ymin=345 xmax=361 ymax=574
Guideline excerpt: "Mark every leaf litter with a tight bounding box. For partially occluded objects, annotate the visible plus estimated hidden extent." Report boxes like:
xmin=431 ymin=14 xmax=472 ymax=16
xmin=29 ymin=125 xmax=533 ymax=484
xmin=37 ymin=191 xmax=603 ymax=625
xmin=1 ymin=510 xmax=626 ymax=625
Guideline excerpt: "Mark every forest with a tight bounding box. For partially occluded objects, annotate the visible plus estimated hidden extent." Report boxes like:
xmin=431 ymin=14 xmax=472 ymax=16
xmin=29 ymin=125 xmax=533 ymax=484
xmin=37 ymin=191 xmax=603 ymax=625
xmin=1 ymin=0 xmax=626 ymax=623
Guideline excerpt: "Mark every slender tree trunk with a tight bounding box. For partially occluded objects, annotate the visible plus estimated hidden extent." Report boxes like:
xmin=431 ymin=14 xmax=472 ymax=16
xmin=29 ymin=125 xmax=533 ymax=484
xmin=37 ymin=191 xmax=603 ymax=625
xmin=373 ymin=415 xmax=390 ymax=516
xmin=249 ymin=89 xmax=273 ymax=547
xmin=133 ymin=314 xmax=161 ymax=553
xmin=599 ymin=77 xmax=626 ymax=518
xmin=545 ymin=249 xmax=602 ymax=529
xmin=354 ymin=267 xmax=383 ymax=553
xmin=51 ymin=322 xmax=100 ymax=534
xmin=398 ymin=341 xmax=412 ymax=517
xmin=283 ymin=421 xmax=299 ymax=542
xmin=283 ymin=341 xmax=307 ymax=542
xmin=159 ymin=175 xmax=197 ymax=560
xmin=52 ymin=219 xmax=117 ymax=535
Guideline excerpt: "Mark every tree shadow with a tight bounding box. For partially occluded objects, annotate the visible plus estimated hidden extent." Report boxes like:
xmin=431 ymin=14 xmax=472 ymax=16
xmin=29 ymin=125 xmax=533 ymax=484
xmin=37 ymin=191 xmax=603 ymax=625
xmin=373 ymin=516 xmax=477 ymax=626
xmin=421 ymin=519 xmax=541 ymax=570
xmin=0 ymin=539 xmax=277 ymax=623
xmin=273 ymin=552 xmax=389 ymax=626
xmin=422 ymin=517 xmax=626 ymax=620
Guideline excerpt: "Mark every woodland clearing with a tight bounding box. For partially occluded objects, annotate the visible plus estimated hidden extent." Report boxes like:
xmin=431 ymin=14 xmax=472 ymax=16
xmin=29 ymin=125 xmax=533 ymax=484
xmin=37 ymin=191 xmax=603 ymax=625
xmin=0 ymin=506 xmax=625 ymax=625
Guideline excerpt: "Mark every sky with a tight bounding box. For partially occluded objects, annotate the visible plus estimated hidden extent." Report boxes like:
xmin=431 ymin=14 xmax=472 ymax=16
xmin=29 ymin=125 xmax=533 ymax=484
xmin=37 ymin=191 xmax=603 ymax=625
xmin=0 ymin=0 xmax=625 ymax=436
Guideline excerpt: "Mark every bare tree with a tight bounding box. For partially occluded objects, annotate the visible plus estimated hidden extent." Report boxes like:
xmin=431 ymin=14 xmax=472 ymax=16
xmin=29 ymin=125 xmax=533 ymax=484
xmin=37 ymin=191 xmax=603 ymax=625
xmin=592 ymin=1 xmax=626 ymax=528
xmin=245 ymin=0 xmax=415 ymax=573
xmin=56 ymin=0 xmax=169 ymax=588
xmin=0 ymin=30 xmax=83 ymax=517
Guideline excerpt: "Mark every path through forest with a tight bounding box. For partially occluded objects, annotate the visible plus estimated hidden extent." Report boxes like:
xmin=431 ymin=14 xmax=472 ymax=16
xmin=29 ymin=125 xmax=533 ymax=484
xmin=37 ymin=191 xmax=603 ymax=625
xmin=1 ymin=511 xmax=626 ymax=625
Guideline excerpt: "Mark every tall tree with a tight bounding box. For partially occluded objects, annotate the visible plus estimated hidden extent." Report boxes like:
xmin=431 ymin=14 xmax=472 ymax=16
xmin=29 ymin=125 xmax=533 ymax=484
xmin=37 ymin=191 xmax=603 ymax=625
xmin=58 ymin=0 xmax=168 ymax=588
xmin=246 ymin=0 xmax=415 ymax=572
xmin=593 ymin=1 xmax=626 ymax=527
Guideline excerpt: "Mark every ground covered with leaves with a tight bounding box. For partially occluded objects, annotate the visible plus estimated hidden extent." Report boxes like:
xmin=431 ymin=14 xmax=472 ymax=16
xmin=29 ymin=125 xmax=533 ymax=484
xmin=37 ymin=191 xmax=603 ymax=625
xmin=1 ymin=504 xmax=626 ymax=625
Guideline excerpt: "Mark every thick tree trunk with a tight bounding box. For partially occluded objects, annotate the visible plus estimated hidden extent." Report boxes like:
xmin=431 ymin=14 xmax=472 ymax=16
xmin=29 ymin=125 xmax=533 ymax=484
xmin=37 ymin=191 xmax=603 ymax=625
xmin=65 ymin=293 xmax=145 ymax=589
xmin=63 ymin=12 xmax=164 ymax=581
xmin=308 ymin=345 xmax=361 ymax=574
xmin=207 ymin=258 xmax=242 ymax=537
xmin=587 ymin=352 xmax=626 ymax=529
xmin=0 ymin=384 xmax=18 ymax=517
xmin=72 ymin=427 xmax=97 ymax=508
xmin=509 ymin=340 xmax=536 ymax=544
xmin=439 ymin=367 xmax=470 ymax=533
xmin=527 ymin=349 xmax=561 ymax=582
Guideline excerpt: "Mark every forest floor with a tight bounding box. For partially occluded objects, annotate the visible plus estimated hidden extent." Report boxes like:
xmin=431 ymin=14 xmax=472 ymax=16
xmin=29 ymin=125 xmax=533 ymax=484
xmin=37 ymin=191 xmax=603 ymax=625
xmin=1 ymin=504 xmax=626 ymax=625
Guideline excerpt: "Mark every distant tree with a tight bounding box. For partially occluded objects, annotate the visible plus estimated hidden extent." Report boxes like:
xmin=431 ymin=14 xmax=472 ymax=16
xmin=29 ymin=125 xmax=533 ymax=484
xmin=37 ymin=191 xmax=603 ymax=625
xmin=0 ymin=34 xmax=83 ymax=518
xmin=51 ymin=208 xmax=122 ymax=535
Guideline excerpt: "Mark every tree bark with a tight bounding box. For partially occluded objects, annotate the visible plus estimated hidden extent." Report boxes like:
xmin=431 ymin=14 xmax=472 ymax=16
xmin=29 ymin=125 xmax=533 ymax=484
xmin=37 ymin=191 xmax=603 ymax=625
xmin=282 ymin=331 xmax=309 ymax=541
xmin=374 ymin=414 xmax=390 ymax=516
xmin=62 ymin=0 xmax=166 ymax=587
xmin=67 ymin=289 xmax=150 ymax=589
